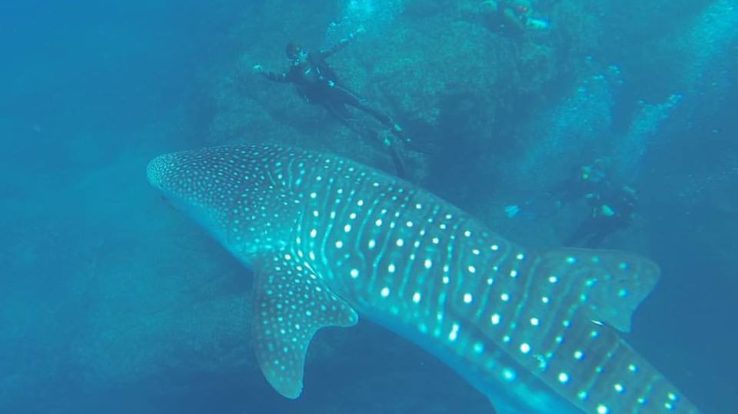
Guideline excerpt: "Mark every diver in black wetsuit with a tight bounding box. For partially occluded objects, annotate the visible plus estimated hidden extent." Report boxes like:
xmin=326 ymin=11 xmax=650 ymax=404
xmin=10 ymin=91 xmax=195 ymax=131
xmin=561 ymin=159 xmax=638 ymax=248
xmin=566 ymin=186 xmax=638 ymax=248
xmin=557 ymin=159 xmax=609 ymax=204
xmin=253 ymin=31 xmax=407 ymax=177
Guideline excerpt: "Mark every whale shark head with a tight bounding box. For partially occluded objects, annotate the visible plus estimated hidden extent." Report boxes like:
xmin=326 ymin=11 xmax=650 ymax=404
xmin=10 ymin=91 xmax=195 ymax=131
xmin=147 ymin=144 xmax=361 ymax=398
xmin=146 ymin=145 xmax=300 ymax=261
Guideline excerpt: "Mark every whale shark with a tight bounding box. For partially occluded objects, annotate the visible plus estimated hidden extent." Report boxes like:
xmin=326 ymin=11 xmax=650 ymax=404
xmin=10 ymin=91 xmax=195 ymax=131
xmin=147 ymin=144 xmax=701 ymax=414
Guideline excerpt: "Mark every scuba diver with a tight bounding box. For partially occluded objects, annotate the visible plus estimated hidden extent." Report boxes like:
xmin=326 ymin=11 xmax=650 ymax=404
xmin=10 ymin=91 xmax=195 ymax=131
xmin=565 ymin=184 xmax=638 ymax=248
xmin=253 ymin=29 xmax=407 ymax=177
xmin=481 ymin=0 xmax=550 ymax=34
xmin=560 ymin=160 xmax=639 ymax=247
xmin=557 ymin=158 xmax=610 ymax=204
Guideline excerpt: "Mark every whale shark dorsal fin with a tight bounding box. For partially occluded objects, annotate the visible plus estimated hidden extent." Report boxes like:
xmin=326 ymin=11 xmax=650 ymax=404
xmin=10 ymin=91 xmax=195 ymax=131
xmin=251 ymin=251 xmax=359 ymax=399
xmin=537 ymin=248 xmax=660 ymax=333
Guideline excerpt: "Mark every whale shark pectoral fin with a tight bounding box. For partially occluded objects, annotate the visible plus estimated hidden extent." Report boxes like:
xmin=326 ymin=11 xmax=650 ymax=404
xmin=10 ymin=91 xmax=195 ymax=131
xmin=251 ymin=252 xmax=359 ymax=399
xmin=539 ymin=248 xmax=660 ymax=333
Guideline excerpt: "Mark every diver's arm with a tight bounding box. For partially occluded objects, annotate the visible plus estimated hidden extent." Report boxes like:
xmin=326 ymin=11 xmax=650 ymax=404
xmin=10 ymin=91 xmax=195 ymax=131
xmin=320 ymin=26 xmax=365 ymax=58
xmin=320 ymin=38 xmax=351 ymax=58
xmin=253 ymin=64 xmax=290 ymax=83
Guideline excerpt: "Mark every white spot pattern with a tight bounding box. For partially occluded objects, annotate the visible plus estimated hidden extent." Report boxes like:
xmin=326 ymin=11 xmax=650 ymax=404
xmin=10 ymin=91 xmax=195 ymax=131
xmin=147 ymin=144 xmax=697 ymax=413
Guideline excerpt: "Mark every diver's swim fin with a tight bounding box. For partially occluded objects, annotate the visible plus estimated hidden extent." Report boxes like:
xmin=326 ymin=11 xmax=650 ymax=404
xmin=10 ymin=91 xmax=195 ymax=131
xmin=387 ymin=140 xmax=407 ymax=179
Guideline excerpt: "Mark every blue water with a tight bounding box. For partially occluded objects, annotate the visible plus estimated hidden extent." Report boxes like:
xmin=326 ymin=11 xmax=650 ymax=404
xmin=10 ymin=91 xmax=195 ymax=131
xmin=1 ymin=1 xmax=736 ymax=413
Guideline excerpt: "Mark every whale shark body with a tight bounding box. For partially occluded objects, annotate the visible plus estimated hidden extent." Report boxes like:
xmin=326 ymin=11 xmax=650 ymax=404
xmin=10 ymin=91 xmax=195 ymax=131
xmin=147 ymin=144 xmax=700 ymax=414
